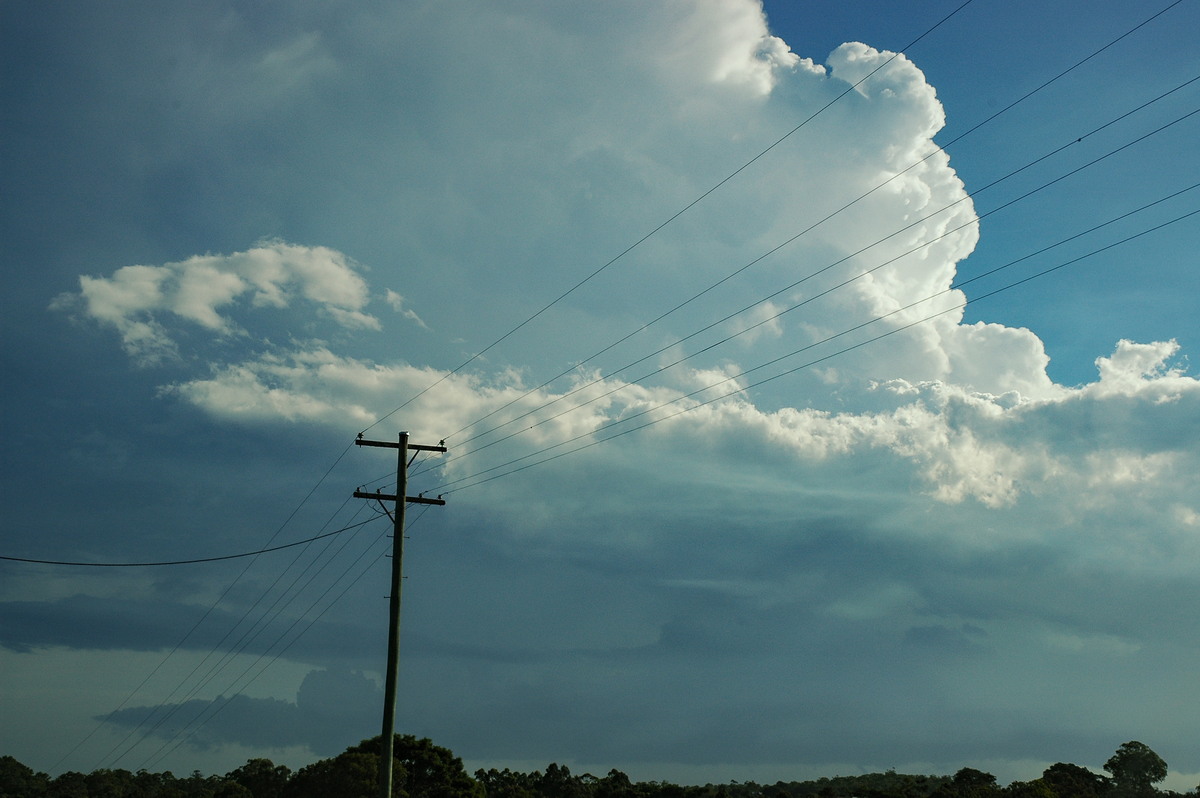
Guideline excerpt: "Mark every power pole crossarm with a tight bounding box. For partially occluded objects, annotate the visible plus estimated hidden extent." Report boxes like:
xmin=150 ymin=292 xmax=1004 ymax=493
xmin=353 ymin=490 xmax=446 ymax=505
xmin=352 ymin=431 xmax=447 ymax=798
xmin=355 ymin=437 xmax=447 ymax=453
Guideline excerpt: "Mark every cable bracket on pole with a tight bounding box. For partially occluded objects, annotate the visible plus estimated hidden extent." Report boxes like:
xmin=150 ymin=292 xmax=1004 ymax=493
xmin=353 ymin=490 xmax=446 ymax=505
xmin=356 ymin=438 xmax=447 ymax=453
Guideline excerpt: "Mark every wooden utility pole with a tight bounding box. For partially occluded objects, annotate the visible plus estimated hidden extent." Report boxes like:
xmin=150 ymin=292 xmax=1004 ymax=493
xmin=353 ymin=432 xmax=446 ymax=798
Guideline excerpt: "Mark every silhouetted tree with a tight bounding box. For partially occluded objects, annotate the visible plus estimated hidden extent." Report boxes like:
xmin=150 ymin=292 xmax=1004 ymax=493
xmin=47 ymin=771 xmax=89 ymax=798
xmin=285 ymin=751 xmax=381 ymax=798
xmin=932 ymin=768 xmax=1000 ymax=797
xmin=7 ymin=735 xmax=1189 ymax=798
xmin=0 ymin=755 xmax=48 ymax=797
xmin=473 ymin=767 xmax=538 ymax=798
xmin=84 ymin=768 xmax=141 ymax=798
xmin=536 ymin=763 xmax=591 ymax=798
xmin=1037 ymin=762 xmax=1108 ymax=798
xmin=1105 ymin=742 xmax=1167 ymax=797
xmin=1003 ymin=779 xmax=1053 ymax=797
xmin=226 ymin=759 xmax=291 ymax=798
xmin=594 ymin=769 xmax=636 ymax=798
xmin=214 ymin=781 xmax=254 ymax=798
xmin=342 ymin=735 xmax=483 ymax=798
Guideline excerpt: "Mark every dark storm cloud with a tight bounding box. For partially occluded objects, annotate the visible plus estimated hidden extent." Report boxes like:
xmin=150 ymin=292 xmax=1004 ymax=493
xmin=101 ymin=668 xmax=381 ymax=756
xmin=0 ymin=594 xmax=227 ymax=654
xmin=902 ymin=623 xmax=989 ymax=655
xmin=0 ymin=593 xmax=378 ymax=663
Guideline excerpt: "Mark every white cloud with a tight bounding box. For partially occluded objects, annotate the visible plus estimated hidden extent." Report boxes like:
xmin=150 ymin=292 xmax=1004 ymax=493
xmin=53 ymin=241 xmax=379 ymax=364
xmin=942 ymin=321 xmax=1060 ymax=399
xmin=727 ymin=299 xmax=785 ymax=345
xmin=1093 ymin=338 xmax=1185 ymax=393
xmin=384 ymin=288 xmax=429 ymax=329
xmin=158 ymin=313 xmax=1199 ymax=537
xmin=684 ymin=0 xmax=801 ymax=95
xmin=826 ymin=43 xmax=947 ymax=159
xmin=171 ymin=261 xmax=247 ymax=331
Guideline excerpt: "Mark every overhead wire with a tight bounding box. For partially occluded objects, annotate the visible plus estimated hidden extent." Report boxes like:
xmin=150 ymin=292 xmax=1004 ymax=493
xmin=439 ymin=80 xmax=1195 ymax=464
xmin=422 ymin=109 xmax=1200 ymax=491
xmin=110 ymin=460 xmax=430 ymax=767
xmin=411 ymin=83 xmax=1199 ymax=479
xmin=430 ymin=202 xmax=1199 ymax=495
xmin=86 ymin=461 xmax=435 ymax=768
xmin=137 ymin=502 xmax=436 ymax=771
xmin=135 ymin=509 xmax=402 ymax=771
xmin=39 ymin=500 xmax=372 ymax=772
xmin=105 ymin=503 xmax=387 ymax=769
xmin=435 ymin=0 xmax=1190 ymax=450
xmin=97 ymin=500 xmax=383 ymax=769
xmin=1 ymin=515 xmax=381 ymax=568
xmin=42 ymin=439 xmax=361 ymax=773
xmin=355 ymin=0 xmax=979 ymax=439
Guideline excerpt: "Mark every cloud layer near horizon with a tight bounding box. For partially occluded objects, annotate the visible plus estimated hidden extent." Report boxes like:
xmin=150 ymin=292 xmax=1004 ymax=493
xmin=12 ymin=0 xmax=1199 ymax=784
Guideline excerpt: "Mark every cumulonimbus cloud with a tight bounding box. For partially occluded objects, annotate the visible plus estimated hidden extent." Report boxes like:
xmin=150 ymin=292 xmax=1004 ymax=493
xmin=52 ymin=1 xmax=1199 ymax=522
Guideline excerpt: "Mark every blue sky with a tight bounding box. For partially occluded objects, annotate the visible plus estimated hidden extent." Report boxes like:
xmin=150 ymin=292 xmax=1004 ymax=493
xmin=2 ymin=0 xmax=1198 ymax=789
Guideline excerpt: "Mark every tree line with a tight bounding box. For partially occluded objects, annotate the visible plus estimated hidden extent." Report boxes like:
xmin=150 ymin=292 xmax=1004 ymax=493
xmin=1 ymin=737 xmax=1194 ymax=798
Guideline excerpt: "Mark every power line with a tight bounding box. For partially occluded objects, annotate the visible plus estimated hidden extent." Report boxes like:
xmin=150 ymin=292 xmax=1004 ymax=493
xmin=427 ymin=202 xmax=1199 ymax=495
xmin=435 ymin=0 xmax=1190 ymax=450
xmin=0 ymin=515 xmax=381 ymax=568
xmin=412 ymin=90 xmax=1199 ymax=479
xmin=36 ymin=501 xmax=379 ymax=772
xmin=127 ymin=501 xmax=429 ymax=771
xmin=43 ymin=438 xmax=363 ymax=772
xmin=96 ymin=471 xmax=437 ymax=768
xmin=40 ymin=466 xmax=436 ymax=770
xmin=356 ymin=0 xmax=979 ymax=439
xmin=105 ymin=504 xmax=386 ymax=769
xmin=139 ymin=536 xmax=391 ymax=770
xmin=136 ymin=509 xmax=415 ymax=772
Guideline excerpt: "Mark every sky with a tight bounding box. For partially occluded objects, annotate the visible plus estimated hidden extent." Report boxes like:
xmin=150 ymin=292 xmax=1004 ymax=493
xmin=1 ymin=0 xmax=1198 ymax=790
